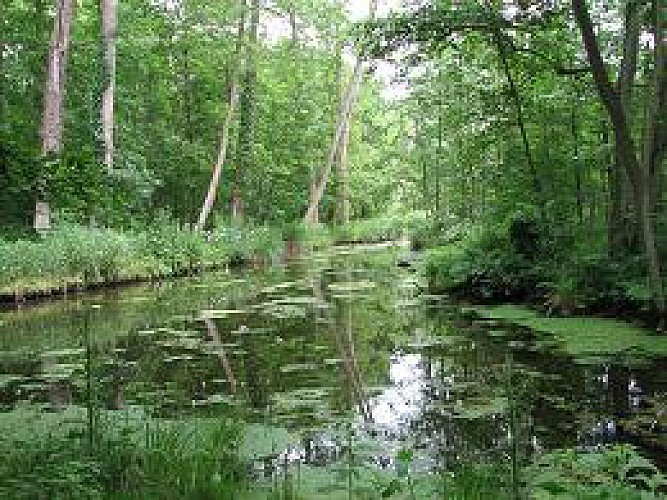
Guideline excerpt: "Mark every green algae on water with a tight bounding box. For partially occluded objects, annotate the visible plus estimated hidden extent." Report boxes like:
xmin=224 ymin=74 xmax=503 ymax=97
xmin=475 ymin=305 xmax=667 ymax=358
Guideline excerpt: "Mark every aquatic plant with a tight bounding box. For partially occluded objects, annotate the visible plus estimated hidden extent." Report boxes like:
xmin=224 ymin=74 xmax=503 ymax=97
xmin=527 ymin=445 xmax=667 ymax=498
xmin=475 ymin=305 xmax=667 ymax=358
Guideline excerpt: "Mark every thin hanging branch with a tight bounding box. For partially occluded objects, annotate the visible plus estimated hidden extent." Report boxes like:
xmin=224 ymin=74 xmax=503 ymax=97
xmin=490 ymin=22 xmax=542 ymax=201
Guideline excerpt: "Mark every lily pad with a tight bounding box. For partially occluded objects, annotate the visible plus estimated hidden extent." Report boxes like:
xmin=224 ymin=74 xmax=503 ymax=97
xmin=279 ymin=363 xmax=319 ymax=373
xmin=200 ymin=309 xmax=247 ymax=319
xmin=327 ymin=281 xmax=376 ymax=293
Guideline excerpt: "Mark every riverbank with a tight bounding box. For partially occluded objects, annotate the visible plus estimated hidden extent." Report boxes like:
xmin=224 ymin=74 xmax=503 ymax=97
xmin=0 ymin=224 xmax=285 ymax=306
xmin=419 ymin=218 xmax=665 ymax=332
xmin=0 ymin=216 xmax=419 ymax=307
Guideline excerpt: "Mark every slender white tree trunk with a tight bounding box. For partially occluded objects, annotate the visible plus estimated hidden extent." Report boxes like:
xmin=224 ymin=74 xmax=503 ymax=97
xmin=304 ymin=0 xmax=377 ymax=224
xmin=336 ymin=103 xmax=352 ymax=225
xmin=195 ymin=3 xmax=246 ymax=232
xmin=196 ymin=83 xmax=241 ymax=231
xmin=101 ymin=0 xmax=117 ymax=170
xmin=37 ymin=0 xmax=75 ymax=231
xmin=304 ymin=62 xmax=361 ymax=225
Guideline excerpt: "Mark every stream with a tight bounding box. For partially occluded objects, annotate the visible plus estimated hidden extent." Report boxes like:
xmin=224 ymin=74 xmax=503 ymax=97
xmin=0 ymin=244 xmax=665 ymax=496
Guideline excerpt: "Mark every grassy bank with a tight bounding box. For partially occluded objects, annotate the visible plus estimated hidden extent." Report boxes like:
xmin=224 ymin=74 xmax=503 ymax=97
xmin=0 ymin=214 xmax=423 ymax=303
xmin=0 ymin=223 xmax=283 ymax=301
xmin=329 ymin=213 xmax=424 ymax=245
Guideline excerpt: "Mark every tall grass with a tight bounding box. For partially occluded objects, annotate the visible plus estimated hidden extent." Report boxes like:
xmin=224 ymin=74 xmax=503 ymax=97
xmin=0 ymin=406 xmax=246 ymax=499
xmin=0 ymin=223 xmax=284 ymax=295
xmin=0 ymin=214 xmax=430 ymax=296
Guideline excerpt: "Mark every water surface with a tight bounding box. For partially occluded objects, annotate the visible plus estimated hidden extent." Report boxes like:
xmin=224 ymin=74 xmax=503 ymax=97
xmin=0 ymin=245 xmax=665 ymax=495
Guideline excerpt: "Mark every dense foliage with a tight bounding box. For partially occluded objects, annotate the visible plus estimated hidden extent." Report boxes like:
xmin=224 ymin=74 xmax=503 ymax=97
xmin=1 ymin=0 xmax=411 ymax=227
xmin=1 ymin=0 xmax=666 ymax=496
xmin=363 ymin=0 xmax=666 ymax=327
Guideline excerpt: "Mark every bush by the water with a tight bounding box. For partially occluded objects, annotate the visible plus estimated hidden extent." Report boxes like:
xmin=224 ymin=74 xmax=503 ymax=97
xmin=332 ymin=212 xmax=425 ymax=244
xmin=422 ymin=213 xmax=655 ymax=317
xmin=422 ymin=216 xmax=543 ymax=302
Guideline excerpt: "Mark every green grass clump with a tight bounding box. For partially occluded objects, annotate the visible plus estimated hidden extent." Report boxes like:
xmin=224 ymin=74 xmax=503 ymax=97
xmin=527 ymin=445 xmax=667 ymax=499
xmin=332 ymin=213 xmax=425 ymax=245
xmin=0 ymin=405 xmax=245 ymax=499
xmin=283 ymin=222 xmax=333 ymax=251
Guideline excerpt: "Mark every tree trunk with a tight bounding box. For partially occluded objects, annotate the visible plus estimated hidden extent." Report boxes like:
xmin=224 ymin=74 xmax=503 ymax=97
xmin=101 ymin=0 xmax=117 ymax=170
xmin=234 ymin=0 xmax=259 ymax=222
xmin=572 ymin=0 xmax=666 ymax=329
xmin=195 ymin=3 xmax=246 ymax=232
xmin=37 ymin=0 xmax=75 ymax=232
xmin=32 ymin=0 xmax=47 ymax=141
xmin=610 ymin=0 xmax=643 ymax=255
xmin=335 ymin=118 xmax=351 ymax=225
xmin=335 ymin=52 xmax=352 ymax=226
xmin=571 ymin=87 xmax=583 ymax=223
xmin=644 ymin=0 xmax=666 ymax=229
xmin=305 ymin=64 xmax=361 ymax=224
xmin=304 ymin=0 xmax=378 ymax=224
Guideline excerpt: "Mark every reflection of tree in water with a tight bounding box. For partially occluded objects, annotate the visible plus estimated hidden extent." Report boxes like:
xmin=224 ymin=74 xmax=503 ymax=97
xmin=310 ymin=259 xmax=372 ymax=421
xmin=203 ymin=318 xmax=237 ymax=395
xmin=333 ymin=297 xmax=372 ymax=422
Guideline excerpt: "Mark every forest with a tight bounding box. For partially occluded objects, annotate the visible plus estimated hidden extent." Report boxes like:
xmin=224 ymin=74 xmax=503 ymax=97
xmin=0 ymin=0 xmax=666 ymax=498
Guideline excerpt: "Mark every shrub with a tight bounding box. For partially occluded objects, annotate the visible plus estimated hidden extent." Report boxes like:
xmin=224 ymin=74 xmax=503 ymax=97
xmin=423 ymin=222 xmax=542 ymax=302
xmin=333 ymin=212 xmax=425 ymax=244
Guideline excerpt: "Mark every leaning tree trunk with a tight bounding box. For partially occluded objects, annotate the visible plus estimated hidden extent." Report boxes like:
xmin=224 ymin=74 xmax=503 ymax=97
xmin=304 ymin=65 xmax=360 ymax=224
xmin=233 ymin=0 xmax=259 ymax=222
xmin=572 ymin=0 xmax=666 ymax=329
xmin=101 ymin=0 xmax=117 ymax=170
xmin=195 ymin=3 xmax=246 ymax=232
xmin=304 ymin=0 xmax=378 ymax=224
xmin=335 ymin=118 xmax=352 ymax=225
xmin=37 ymin=0 xmax=75 ymax=232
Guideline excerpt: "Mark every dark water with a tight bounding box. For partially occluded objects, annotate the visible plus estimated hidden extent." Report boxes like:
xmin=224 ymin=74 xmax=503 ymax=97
xmin=0 ymin=245 xmax=665 ymax=492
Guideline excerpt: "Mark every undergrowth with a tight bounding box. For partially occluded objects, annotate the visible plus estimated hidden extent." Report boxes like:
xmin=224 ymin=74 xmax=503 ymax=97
xmin=421 ymin=212 xmax=657 ymax=322
xmin=0 ymin=405 xmax=245 ymax=499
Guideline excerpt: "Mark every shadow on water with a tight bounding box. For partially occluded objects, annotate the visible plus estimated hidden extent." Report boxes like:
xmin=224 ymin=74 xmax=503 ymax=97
xmin=0 ymin=244 xmax=665 ymax=497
